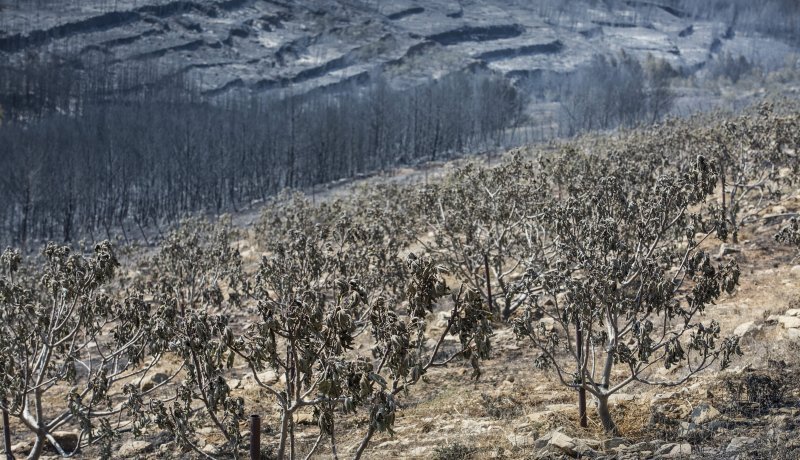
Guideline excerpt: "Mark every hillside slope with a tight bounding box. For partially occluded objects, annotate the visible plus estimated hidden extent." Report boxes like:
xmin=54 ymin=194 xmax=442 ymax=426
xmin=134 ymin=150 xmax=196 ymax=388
xmin=1 ymin=0 xmax=797 ymax=99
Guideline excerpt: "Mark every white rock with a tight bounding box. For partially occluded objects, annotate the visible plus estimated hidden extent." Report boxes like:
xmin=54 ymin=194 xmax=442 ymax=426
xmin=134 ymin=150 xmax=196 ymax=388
xmin=717 ymin=243 xmax=741 ymax=258
xmin=785 ymin=308 xmax=800 ymax=317
xmin=118 ymin=440 xmax=151 ymax=458
xmin=243 ymin=369 xmax=282 ymax=386
xmin=734 ymin=321 xmax=760 ymax=337
xmin=547 ymin=431 xmax=578 ymax=456
xmin=786 ymin=328 xmax=800 ymax=341
xmin=778 ymin=316 xmax=800 ymax=329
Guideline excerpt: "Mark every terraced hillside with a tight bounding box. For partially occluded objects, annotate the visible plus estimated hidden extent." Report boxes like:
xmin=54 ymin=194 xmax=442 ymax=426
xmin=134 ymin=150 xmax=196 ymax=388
xmin=1 ymin=0 xmax=797 ymax=99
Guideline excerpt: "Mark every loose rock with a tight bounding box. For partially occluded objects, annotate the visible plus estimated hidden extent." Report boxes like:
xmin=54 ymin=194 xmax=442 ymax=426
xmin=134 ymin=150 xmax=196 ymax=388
xmin=717 ymin=243 xmax=741 ymax=258
xmin=690 ymin=403 xmax=721 ymax=424
xmin=655 ymin=442 xmax=691 ymax=457
xmin=726 ymin=436 xmax=757 ymax=453
xmin=778 ymin=316 xmax=800 ymax=329
xmin=118 ymin=440 xmax=152 ymax=457
xmin=733 ymin=321 xmax=760 ymax=337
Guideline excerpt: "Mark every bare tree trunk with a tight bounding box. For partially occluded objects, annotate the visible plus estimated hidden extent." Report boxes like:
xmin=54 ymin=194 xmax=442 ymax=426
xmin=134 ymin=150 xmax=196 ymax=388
xmin=2 ymin=406 xmax=12 ymax=460
xmin=576 ymin=319 xmax=587 ymax=428
xmin=596 ymin=395 xmax=617 ymax=435
xmin=353 ymin=425 xmax=374 ymax=460
xmin=277 ymin=410 xmax=290 ymax=460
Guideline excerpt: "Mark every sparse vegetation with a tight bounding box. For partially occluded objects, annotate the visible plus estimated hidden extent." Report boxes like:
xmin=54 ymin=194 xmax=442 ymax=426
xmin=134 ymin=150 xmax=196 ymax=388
xmin=2 ymin=102 xmax=799 ymax=459
xmin=2 ymin=2 xmax=800 ymax=456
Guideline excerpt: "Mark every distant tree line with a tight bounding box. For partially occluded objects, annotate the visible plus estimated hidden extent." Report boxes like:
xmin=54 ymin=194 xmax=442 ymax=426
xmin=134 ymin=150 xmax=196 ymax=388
xmin=519 ymin=52 xmax=677 ymax=137
xmin=0 ymin=66 xmax=526 ymax=246
xmin=666 ymin=0 xmax=800 ymax=45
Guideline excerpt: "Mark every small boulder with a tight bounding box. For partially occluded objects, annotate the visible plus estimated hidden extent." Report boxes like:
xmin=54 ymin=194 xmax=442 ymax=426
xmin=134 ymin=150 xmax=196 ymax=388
xmin=733 ymin=321 xmax=760 ymax=337
xmin=655 ymin=442 xmax=691 ymax=457
xmin=717 ymin=243 xmax=741 ymax=258
xmin=726 ymin=436 xmax=757 ymax=453
xmin=118 ymin=440 xmax=152 ymax=457
xmin=778 ymin=316 xmax=800 ymax=329
xmin=243 ymin=369 xmax=281 ymax=386
xmin=538 ymin=430 xmax=596 ymax=457
xmin=293 ymin=412 xmax=314 ymax=425
xmin=690 ymin=403 xmax=721 ymax=424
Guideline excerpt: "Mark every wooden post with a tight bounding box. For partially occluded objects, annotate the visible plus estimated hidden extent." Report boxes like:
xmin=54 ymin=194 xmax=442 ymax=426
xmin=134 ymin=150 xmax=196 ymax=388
xmin=249 ymin=414 xmax=261 ymax=460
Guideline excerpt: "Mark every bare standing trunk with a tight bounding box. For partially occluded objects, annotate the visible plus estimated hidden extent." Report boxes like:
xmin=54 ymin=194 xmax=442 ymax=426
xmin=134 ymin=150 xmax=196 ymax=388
xmin=3 ymin=406 xmax=12 ymax=460
xmin=277 ymin=410 xmax=290 ymax=459
xmin=576 ymin=319 xmax=587 ymax=428
xmin=596 ymin=395 xmax=617 ymax=435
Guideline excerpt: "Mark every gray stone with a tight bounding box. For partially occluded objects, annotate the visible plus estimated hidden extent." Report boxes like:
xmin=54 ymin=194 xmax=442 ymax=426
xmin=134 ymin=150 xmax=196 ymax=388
xmin=118 ymin=440 xmax=152 ymax=458
xmin=655 ymin=443 xmax=692 ymax=457
xmin=726 ymin=436 xmax=757 ymax=453
xmin=603 ymin=437 xmax=628 ymax=450
xmin=690 ymin=403 xmax=721 ymax=424
xmin=733 ymin=321 xmax=760 ymax=337
xmin=624 ymin=441 xmax=652 ymax=452
xmin=677 ymin=421 xmax=697 ymax=437
xmin=536 ymin=430 xmax=597 ymax=457
xmin=769 ymin=414 xmax=791 ymax=430
xmin=717 ymin=243 xmax=741 ymax=258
